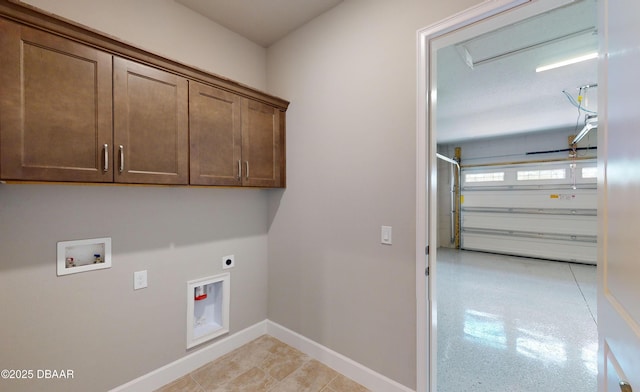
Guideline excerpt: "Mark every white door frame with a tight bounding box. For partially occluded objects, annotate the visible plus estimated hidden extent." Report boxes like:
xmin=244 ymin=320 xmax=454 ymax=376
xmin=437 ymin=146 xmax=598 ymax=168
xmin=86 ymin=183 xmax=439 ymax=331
xmin=415 ymin=1 xmax=585 ymax=391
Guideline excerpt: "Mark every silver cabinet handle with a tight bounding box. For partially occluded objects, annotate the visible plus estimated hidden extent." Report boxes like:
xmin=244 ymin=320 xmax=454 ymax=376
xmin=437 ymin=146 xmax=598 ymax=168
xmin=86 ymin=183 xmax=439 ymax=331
xmin=103 ymin=144 xmax=109 ymax=172
xmin=620 ymin=381 xmax=633 ymax=392
xmin=245 ymin=161 xmax=249 ymax=180
xmin=237 ymin=160 xmax=241 ymax=180
xmin=119 ymin=145 xmax=124 ymax=173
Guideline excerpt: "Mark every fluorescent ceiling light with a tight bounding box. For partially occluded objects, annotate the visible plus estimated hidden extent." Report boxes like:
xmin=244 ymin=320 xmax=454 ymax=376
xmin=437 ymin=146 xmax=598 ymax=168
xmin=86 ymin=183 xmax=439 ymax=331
xmin=536 ymin=52 xmax=598 ymax=72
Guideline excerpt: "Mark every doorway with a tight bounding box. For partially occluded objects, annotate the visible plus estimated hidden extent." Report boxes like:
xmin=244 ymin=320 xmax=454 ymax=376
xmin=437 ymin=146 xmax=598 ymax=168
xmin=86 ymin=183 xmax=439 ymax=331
xmin=416 ymin=0 xmax=598 ymax=391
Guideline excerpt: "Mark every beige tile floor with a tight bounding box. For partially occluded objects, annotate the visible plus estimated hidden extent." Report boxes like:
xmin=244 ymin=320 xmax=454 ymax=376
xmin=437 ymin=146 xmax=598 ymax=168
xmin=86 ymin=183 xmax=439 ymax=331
xmin=155 ymin=335 xmax=370 ymax=392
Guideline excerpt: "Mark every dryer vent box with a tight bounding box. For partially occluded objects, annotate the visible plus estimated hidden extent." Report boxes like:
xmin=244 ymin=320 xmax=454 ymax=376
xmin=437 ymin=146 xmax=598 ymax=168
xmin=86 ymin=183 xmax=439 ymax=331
xmin=186 ymin=273 xmax=230 ymax=348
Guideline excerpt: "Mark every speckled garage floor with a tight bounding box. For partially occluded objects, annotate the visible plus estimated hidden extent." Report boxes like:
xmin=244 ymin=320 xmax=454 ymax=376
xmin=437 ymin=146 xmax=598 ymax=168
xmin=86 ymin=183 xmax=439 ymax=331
xmin=436 ymin=248 xmax=597 ymax=392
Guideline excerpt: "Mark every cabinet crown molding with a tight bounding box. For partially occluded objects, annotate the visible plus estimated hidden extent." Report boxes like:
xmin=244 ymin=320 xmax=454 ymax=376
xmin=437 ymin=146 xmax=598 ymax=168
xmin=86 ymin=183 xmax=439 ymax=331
xmin=0 ymin=0 xmax=289 ymax=111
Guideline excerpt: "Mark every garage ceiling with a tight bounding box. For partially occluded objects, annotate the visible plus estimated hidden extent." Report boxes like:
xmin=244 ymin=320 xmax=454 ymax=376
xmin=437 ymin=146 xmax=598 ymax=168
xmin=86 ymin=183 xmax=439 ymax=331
xmin=174 ymin=0 xmax=597 ymax=144
xmin=436 ymin=0 xmax=598 ymax=143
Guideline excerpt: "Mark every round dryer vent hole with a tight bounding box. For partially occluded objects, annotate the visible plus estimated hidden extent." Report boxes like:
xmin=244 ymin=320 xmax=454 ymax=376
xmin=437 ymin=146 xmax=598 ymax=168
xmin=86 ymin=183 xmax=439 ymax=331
xmin=222 ymin=255 xmax=235 ymax=269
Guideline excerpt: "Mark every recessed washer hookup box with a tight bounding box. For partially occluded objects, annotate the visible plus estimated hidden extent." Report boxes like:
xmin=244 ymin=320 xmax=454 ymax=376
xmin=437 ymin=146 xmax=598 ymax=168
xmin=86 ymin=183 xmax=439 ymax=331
xmin=57 ymin=237 xmax=112 ymax=276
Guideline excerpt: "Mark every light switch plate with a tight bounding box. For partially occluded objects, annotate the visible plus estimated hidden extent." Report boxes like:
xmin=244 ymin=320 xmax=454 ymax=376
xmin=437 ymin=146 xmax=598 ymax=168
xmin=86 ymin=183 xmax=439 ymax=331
xmin=134 ymin=270 xmax=148 ymax=290
xmin=381 ymin=226 xmax=392 ymax=245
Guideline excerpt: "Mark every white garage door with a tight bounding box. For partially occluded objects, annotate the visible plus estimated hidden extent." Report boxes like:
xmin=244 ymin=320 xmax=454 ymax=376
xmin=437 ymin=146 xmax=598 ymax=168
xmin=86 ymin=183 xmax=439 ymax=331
xmin=460 ymin=159 xmax=597 ymax=264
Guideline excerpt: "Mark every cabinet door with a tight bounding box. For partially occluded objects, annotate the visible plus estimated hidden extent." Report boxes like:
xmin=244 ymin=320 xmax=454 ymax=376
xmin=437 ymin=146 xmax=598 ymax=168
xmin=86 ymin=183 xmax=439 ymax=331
xmin=113 ymin=57 xmax=188 ymax=184
xmin=0 ymin=20 xmax=113 ymax=182
xmin=189 ymin=81 xmax=242 ymax=186
xmin=241 ymin=99 xmax=283 ymax=187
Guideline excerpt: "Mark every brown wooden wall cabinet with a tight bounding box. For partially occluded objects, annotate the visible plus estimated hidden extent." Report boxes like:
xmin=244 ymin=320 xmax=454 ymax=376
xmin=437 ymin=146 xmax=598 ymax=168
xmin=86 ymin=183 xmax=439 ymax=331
xmin=0 ymin=1 xmax=288 ymax=188
xmin=242 ymin=99 xmax=283 ymax=188
xmin=0 ymin=19 xmax=114 ymax=183
xmin=189 ymin=81 xmax=243 ymax=186
xmin=189 ymin=81 xmax=283 ymax=187
xmin=114 ymin=58 xmax=189 ymax=185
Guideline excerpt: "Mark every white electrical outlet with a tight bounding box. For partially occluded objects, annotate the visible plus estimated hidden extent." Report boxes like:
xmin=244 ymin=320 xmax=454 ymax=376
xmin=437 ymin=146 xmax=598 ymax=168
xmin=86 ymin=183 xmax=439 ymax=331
xmin=222 ymin=255 xmax=235 ymax=269
xmin=134 ymin=270 xmax=148 ymax=290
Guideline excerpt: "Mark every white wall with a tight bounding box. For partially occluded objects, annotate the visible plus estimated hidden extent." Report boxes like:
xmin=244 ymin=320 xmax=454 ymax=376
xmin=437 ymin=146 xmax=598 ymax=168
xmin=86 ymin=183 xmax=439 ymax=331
xmin=0 ymin=185 xmax=270 ymax=392
xmin=1 ymin=1 xmax=270 ymax=391
xmin=2 ymin=0 xmax=541 ymax=390
xmin=21 ymin=0 xmax=268 ymax=90
xmin=265 ymin=0 xmax=481 ymax=388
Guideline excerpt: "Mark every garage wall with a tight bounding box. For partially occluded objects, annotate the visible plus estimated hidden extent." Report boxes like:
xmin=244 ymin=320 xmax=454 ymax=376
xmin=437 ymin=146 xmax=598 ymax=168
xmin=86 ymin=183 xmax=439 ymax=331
xmin=438 ymin=154 xmax=456 ymax=248
xmin=444 ymin=126 xmax=597 ymax=165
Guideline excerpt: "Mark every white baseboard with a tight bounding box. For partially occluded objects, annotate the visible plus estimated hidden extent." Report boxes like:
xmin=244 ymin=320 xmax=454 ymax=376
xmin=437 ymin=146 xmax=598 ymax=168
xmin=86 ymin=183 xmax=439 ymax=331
xmin=110 ymin=319 xmax=414 ymax=392
xmin=109 ymin=320 xmax=268 ymax=392
xmin=266 ymin=320 xmax=415 ymax=392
